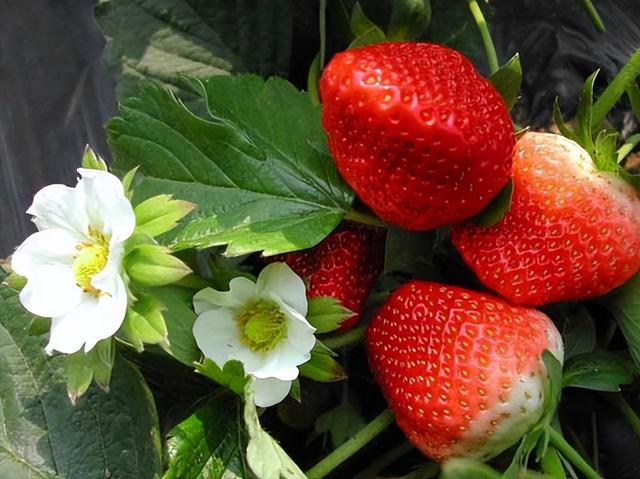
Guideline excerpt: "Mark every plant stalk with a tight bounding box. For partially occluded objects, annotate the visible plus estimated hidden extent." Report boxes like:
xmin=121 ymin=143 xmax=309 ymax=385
xmin=344 ymin=209 xmax=387 ymax=228
xmin=604 ymin=393 xmax=640 ymax=440
xmin=467 ymin=0 xmax=499 ymax=75
xmin=582 ymin=0 xmax=606 ymax=33
xmin=319 ymin=0 xmax=327 ymax=68
xmin=548 ymin=428 xmax=602 ymax=479
xmin=305 ymin=409 xmax=396 ymax=479
xmin=322 ymin=325 xmax=367 ymax=350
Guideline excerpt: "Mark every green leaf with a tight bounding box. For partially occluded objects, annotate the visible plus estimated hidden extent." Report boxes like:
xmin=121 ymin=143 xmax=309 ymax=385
xmin=134 ymin=194 xmax=196 ymax=237
xmin=383 ymin=227 xmax=437 ymax=277
xmin=440 ymin=459 xmax=502 ymax=479
xmin=349 ymin=27 xmax=387 ymax=48
xmin=387 ymin=0 xmax=432 ymax=41
xmin=472 ymin=179 xmax=513 ymax=227
xmin=164 ymin=393 xmax=249 ymax=479
xmin=562 ymin=306 xmax=596 ymax=360
xmin=349 ymin=2 xmax=386 ymax=48
xmin=489 ymin=53 xmax=522 ymax=110
xmin=306 ymin=296 xmax=354 ymax=333
xmin=244 ymin=382 xmax=307 ymax=479
xmin=299 ymin=342 xmax=347 ymax=383
xmin=27 ymin=316 xmax=50 ymax=336
xmin=0 ymin=278 xmax=162 ymax=479
xmin=563 ymin=352 xmax=635 ymax=392
xmin=541 ymin=447 xmax=567 ymax=479
xmin=96 ymin=0 xmax=293 ymax=110
xmin=605 ymin=273 xmax=640 ymax=370
xmin=592 ymin=48 xmax=640 ymax=128
xmin=64 ymin=338 xmax=116 ymax=403
xmin=617 ymin=133 xmax=640 ymax=164
xmin=125 ymin=243 xmax=192 ymax=286
xmin=81 ymin=145 xmax=108 ymax=171
xmin=122 ymin=294 xmax=169 ymax=350
xmin=194 ymin=359 xmax=248 ymax=396
xmin=108 ymin=76 xmax=354 ymax=257
xmin=314 ymin=398 xmax=366 ymax=449
xmin=151 ymin=285 xmax=200 ymax=365
xmin=627 ymin=82 xmax=640 ymax=121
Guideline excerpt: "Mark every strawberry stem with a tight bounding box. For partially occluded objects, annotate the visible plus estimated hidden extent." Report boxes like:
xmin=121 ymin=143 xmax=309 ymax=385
xmin=582 ymin=0 xmax=606 ymax=33
xmin=322 ymin=324 xmax=367 ymax=350
xmin=319 ymin=0 xmax=327 ymax=68
xmin=603 ymin=393 xmax=640 ymax=440
xmin=548 ymin=428 xmax=603 ymax=479
xmin=305 ymin=409 xmax=395 ymax=479
xmin=344 ymin=210 xmax=387 ymax=228
xmin=467 ymin=0 xmax=499 ymax=75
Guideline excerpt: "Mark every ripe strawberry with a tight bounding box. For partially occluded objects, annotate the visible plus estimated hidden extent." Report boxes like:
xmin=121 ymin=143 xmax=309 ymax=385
xmin=273 ymin=222 xmax=385 ymax=331
xmin=452 ymin=132 xmax=640 ymax=306
xmin=367 ymin=280 xmax=563 ymax=462
xmin=319 ymin=42 xmax=514 ymax=230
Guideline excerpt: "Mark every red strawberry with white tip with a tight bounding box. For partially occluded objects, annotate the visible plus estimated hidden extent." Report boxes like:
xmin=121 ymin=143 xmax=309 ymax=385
xmin=319 ymin=42 xmax=515 ymax=230
xmin=367 ymin=280 xmax=563 ymax=462
xmin=274 ymin=222 xmax=384 ymax=331
xmin=452 ymin=132 xmax=640 ymax=305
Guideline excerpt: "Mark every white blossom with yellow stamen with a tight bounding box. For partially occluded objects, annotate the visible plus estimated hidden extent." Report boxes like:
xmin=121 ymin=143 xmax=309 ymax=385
xmin=12 ymin=168 xmax=135 ymax=354
xmin=193 ymin=263 xmax=317 ymax=407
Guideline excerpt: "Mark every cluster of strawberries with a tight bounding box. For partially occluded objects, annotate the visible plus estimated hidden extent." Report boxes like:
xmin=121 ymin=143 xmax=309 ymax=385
xmin=277 ymin=42 xmax=640 ymax=462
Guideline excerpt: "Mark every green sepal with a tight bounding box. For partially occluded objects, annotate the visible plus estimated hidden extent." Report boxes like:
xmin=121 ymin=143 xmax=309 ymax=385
xmin=307 ymin=53 xmax=321 ymax=105
xmin=489 ymin=53 xmax=522 ymax=110
xmin=121 ymin=294 xmax=169 ymax=351
xmin=617 ymin=133 xmax=640 ymax=164
xmin=472 ymin=179 xmax=513 ymax=227
xmin=81 ymin=145 xmax=108 ymax=171
xmin=541 ymin=447 xmax=567 ymax=479
xmin=134 ymin=194 xmax=195 ymax=238
xmin=194 ymin=359 xmax=248 ymax=396
xmin=27 ymin=316 xmax=50 ymax=336
xmin=349 ymin=2 xmax=386 ymax=48
xmin=306 ymin=296 xmax=354 ymax=333
xmin=387 ymin=0 xmax=431 ymax=41
xmin=65 ymin=338 xmax=116 ymax=404
xmin=298 ymin=341 xmax=347 ymax=382
xmin=121 ymin=165 xmax=140 ymax=200
xmin=289 ymin=378 xmax=301 ymax=403
xmin=124 ymin=243 xmax=192 ymax=287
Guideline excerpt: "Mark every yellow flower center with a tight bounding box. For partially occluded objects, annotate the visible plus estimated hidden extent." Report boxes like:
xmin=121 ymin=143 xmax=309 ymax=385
xmin=235 ymin=299 xmax=287 ymax=352
xmin=72 ymin=229 xmax=110 ymax=296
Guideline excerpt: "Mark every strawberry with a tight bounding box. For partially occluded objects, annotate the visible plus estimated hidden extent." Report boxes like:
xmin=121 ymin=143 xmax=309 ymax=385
xmin=367 ymin=280 xmax=563 ymax=462
xmin=273 ymin=222 xmax=385 ymax=331
xmin=452 ymin=132 xmax=640 ymax=306
xmin=319 ymin=42 xmax=514 ymax=230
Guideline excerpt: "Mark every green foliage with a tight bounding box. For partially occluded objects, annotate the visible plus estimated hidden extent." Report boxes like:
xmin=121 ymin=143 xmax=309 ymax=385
xmin=387 ymin=0 xmax=431 ymax=41
xmin=65 ymin=338 xmax=115 ymax=402
xmin=96 ymin=0 xmax=294 ymax=110
xmin=108 ymin=76 xmax=354 ymax=257
xmin=0 ymin=278 xmax=161 ymax=479
xmin=306 ymin=296 xmax=354 ymax=333
xmin=563 ymin=352 xmax=636 ymax=392
xmin=81 ymin=145 xmax=108 ymax=171
xmin=125 ymin=243 xmax=192 ymax=286
xmin=472 ymin=179 xmax=513 ymax=227
xmin=561 ymin=306 xmax=596 ymax=360
xmin=134 ymin=194 xmax=195 ymax=237
xmin=298 ymin=342 xmax=347 ymax=382
xmin=164 ymin=393 xmax=249 ymax=479
xmin=194 ymin=359 xmax=248 ymax=396
xmin=489 ymin=54 xmax=522 ymax=110
xmin=606 ymin=273 xmax=640 ymax=370
xmin=349 ymin=2 xmax=386 ymax=47
xmin=122 ymin=293 xmax=169 ymax=351
xmin=314 ymin=399 xmax=366 ymax=449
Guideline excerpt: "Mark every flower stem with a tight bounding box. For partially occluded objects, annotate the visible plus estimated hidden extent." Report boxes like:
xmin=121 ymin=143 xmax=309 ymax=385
xmin=322 ymin=325 xmax=367 ymax=350
xmin=604 ymin=393 xmax=640 ymax=439
xmin=582 ymin=0 xmax=606 ymax=33
xmin=319 ymin=0 xmax=327 ymax=68
xmin=467 ymin=0 xmax=499 ymax=75
xmin=548 ymin=428 xmax=602 ymax=479
xmin=305 ymin=409 xmax=396 ymax=479
xmin=343 ymin=210 xmax=387 ymax=228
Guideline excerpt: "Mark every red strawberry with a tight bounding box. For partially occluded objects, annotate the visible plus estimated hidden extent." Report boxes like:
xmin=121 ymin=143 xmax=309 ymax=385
xmin=319 ymin=42 xmax=515 ymax=231
xmin=452 ymin=132 xmax=640 ymax=306
xmin=367 ymin=280 xmax=563 ymax=462
xmin=274 ymin=222 xmax=384 ymax=331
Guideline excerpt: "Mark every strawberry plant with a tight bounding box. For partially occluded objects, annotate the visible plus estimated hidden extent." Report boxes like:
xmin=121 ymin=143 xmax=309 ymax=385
xmin=1 ymin=1 xmax=640 ymax=479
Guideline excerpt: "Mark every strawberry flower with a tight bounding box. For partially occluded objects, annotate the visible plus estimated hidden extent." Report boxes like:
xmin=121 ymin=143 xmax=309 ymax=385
xmin=192 ymin=263 xmax=316 ymax=407
xmin=11 ymin=168 xmax=135 ymax=354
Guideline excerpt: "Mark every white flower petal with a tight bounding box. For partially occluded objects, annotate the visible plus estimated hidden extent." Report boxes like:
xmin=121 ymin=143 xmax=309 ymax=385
xmin=12 ymin=229 xmax=83 ymax=317
xmin=256 ymin=263 xmax=307 ymax=316
xmin=46 ymin=308 xmax=88 ymax=354
xmin=193 ymin=308 xmax=243 ymax=367
xmin=272 ymin=295 xmax=316 ymax=355
xmin=252 ymin=377 xmax=292 ymax=407
xmin=193 ymin=276 xmax=257 ymax=314
xmin=27 ymin=184 xmax=88 ymax=236
xmin=82 ymin=275 xmax=128 ymax=352
xmin=77 ymin=169 xmax=135 ymax=243
xmin=250 ymin=348 xmax=301 ymax=381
